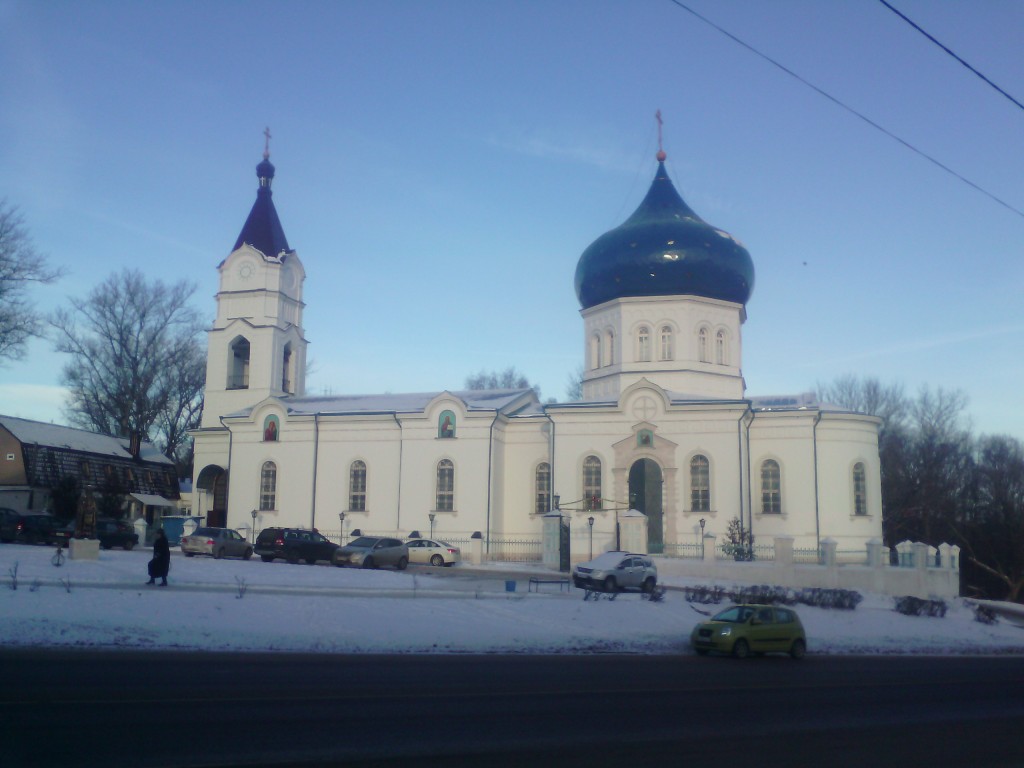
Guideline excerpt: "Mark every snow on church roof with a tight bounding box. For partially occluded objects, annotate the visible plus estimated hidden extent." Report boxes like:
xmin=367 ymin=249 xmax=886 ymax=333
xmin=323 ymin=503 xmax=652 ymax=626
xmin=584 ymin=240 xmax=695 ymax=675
xmin=230 ymin=389 xmax=539 ymax=418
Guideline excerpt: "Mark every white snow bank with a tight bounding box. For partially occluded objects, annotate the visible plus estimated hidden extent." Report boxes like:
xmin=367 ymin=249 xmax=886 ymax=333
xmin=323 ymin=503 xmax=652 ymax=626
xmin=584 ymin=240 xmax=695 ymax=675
xmin=1 ymin=544 xmax=1021 ymax=655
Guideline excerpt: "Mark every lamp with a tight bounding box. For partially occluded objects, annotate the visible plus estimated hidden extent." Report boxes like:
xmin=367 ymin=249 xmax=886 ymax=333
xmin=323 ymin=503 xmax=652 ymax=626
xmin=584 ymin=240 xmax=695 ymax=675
xmin=339 ymin=511 xmax=347 ymax=545
xmin=553 ymin=494 xmax=560 ymax=512
xmin=250 ymin=509 xmax=258 ymax=543
xmin=428 ymin=512 xmax=436 ymax=539
xmin=699 ymin=517 xmax=706 ymax=557
xmin=588 ymin=515 xmax=595 ymax=560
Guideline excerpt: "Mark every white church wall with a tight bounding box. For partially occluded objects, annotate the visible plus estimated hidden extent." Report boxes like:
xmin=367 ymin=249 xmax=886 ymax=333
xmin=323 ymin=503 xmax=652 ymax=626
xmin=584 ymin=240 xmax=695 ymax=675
xmin=815 ymin=415 xmax=884 ymax=547
xmin=497 ymin=417 xmax=552 ymax=535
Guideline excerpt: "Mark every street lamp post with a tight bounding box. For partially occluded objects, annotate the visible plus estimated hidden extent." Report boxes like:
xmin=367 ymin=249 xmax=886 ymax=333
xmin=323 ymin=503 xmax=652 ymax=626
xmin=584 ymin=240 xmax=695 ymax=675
xmin=699 ymin=517 xmax=706 ymax=557
xmin=588 ymin=515 xmax=595 ymax=560
xmin=338 ymin=511 xmax=346 ymax=545
xmin=428 ymin=512 xmax=436 ymax=539
xmin=250 ymin=509 xmax=258 ymax=543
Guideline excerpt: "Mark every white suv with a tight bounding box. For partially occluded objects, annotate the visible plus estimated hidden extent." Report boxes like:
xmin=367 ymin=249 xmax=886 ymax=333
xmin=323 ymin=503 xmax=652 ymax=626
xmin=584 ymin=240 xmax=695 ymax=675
xmin=572 ymin=551 xmax=657 ymax=594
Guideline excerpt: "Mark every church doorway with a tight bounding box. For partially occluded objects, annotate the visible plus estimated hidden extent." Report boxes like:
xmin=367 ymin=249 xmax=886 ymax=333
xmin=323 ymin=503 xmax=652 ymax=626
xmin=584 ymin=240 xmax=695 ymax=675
xmin=628 ymin=458 xmax=663 ymax=554
xmin=196 ymin=465 xmax=228 ymax=528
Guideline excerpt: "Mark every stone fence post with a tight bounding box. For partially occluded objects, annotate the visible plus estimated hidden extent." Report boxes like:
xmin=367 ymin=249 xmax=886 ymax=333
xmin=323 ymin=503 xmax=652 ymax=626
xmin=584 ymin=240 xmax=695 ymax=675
xmin=820 ymin=538 xmax=837 ymax=568
xmin=702 ymin=533 xmax=717 ymax=563
xmin=774 ymin=535 xmax=794 ymax=566
xmin=470 ymin=531 xmax=483 ymax=566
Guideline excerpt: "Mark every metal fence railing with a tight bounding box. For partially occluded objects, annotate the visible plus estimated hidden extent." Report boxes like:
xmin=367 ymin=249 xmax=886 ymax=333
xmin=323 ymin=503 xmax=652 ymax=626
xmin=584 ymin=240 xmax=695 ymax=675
xmin=662 ymin=542 xmax=703 ymax=559
xmin=485 ymin=535 xmax=543 ymax=562
xmin=793 ymin=547 xmax=823 ymax=565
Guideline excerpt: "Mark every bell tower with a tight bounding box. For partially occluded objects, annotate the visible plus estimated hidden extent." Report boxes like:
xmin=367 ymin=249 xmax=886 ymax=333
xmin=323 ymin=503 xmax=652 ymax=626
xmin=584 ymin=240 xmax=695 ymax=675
xmin=200 ymin=134 xmax=308 ymax=428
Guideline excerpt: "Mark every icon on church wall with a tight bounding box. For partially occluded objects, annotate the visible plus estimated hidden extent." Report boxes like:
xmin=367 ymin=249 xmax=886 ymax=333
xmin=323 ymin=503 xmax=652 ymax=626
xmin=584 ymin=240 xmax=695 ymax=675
xmin=263 ymin=415 xmax=280 ymax=442
xmin=438 ymin=410 xmax=456 ymax=439
xmin=638 ymin=429 xmax=654 ymax=447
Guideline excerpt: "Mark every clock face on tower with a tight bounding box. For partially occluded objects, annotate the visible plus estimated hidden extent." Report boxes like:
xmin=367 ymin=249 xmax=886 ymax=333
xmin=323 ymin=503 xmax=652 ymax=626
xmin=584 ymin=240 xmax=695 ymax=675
xmin=237 ymin=261 xmax=255 ymax=281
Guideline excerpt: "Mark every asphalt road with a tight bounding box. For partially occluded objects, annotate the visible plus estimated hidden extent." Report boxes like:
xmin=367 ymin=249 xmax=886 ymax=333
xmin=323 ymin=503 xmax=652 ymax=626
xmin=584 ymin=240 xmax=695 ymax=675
xmin=2 ymin=651 xmax=1023 ymax=768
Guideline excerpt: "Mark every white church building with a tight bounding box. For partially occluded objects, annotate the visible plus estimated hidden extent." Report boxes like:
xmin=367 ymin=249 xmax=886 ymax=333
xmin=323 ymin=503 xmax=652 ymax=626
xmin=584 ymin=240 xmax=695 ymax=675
xmin=192 ymin=143 xmax=883 ymax=559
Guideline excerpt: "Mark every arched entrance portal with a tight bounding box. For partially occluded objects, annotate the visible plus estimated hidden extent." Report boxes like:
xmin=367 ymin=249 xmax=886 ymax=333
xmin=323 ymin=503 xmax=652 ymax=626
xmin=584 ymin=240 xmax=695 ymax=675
xmin=629 ymin=458 xmax=663 ymax=554
xmin=196 ymin=465 xmax=228 ymax=528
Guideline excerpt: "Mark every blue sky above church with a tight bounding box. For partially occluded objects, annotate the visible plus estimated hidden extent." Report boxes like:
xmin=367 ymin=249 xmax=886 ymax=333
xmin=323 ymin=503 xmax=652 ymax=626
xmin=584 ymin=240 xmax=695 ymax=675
xmin=0 ymin=0 xmax=1021 ymax=438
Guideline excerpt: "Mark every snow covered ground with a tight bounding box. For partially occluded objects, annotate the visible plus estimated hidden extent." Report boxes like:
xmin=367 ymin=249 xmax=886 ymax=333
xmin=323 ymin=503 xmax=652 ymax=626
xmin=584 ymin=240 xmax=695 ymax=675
xmin=1 ymin=543 xmax=1022 ymax=655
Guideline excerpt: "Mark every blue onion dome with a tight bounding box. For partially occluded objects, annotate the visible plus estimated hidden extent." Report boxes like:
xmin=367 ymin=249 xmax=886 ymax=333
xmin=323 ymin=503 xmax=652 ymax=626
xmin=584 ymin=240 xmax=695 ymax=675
xmin=256 ymin=156 xmax=275 ymax=185
xmin=575 ymin=157 xmax=754 ymax=309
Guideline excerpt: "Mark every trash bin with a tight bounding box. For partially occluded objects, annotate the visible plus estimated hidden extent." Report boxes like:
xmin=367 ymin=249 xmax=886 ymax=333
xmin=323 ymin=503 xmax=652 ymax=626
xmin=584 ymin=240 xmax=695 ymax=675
xmin=505 ymin=580 xmax=516 ymax=592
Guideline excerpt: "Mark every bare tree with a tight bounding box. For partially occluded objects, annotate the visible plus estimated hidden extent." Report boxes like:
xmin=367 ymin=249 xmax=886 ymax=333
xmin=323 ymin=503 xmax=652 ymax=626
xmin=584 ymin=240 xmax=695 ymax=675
xmin=958 ymin=435 xmax=1024 ymax=601
xmin=51 ymin=270 xmax=205 ymax=468
xmin=465 ymin=367 xmax=541 ymax=399
xmin=565 ymin=364 xmax=584 ymax=402
xmin=0 ymin=201 xmax=63 ymax=362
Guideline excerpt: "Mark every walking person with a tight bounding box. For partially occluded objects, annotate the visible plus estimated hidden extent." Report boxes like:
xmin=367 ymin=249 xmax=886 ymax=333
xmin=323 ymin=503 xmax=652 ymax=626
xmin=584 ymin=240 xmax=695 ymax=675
xmin=147 ymin=528 xmax=171 ymax=586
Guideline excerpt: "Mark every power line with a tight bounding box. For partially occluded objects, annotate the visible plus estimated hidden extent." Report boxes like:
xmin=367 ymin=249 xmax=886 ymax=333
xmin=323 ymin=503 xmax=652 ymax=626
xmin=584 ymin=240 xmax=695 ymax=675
xmin=878 ymin=0 xmax=1024 ymax=114
xmin=665 ymin=0 xmax=1024 ymax=220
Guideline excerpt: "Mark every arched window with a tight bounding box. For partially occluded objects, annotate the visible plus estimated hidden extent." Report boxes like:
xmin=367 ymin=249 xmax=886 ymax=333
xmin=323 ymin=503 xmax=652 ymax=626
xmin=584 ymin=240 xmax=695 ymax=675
xmin=660 ymin=325 xmax=673 ymax=361
xmin=853 ymin=463 xmax=867 ymax=516
xmin=436 ymin=459 xmax=454 ymax=511
xmin=349 ymin=460 xmax=366 ymax=512
xmin=438 ymin=410 xmax=456 ymax=439
xmin=583 ymin=455 xmax=602 ymax=510
xmin=690 ymin=454 xmax=710 ymax=512
xmin=716 ymin=330 xmax=727 ymax=365
xmin=535 ymin=462 xmax=551 ymax=515
xmin=260 ymin=461 xmax=277 ymax=511
xmin=590 ymin=333 xmax=601 ymax=370
xmin=604 ymin=330 xmax=615 ymax=367
xmin=698 ymin=328 xmax=708 ymax=363
xmin=761 ymin=459 xmax=781 ymax=514
xmin=637 ymin=326 xmax=651 ymax=362
xmin=229 ymin=337 xmax=250 ymax=390
xmin=282 ymin=343 xmax=293 ymax=393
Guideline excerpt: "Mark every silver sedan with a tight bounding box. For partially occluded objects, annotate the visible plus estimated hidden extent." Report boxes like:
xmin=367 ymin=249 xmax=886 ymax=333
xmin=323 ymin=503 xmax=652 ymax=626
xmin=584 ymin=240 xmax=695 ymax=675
xmin=180 ymin=527 xmax=253 ymax=560
xmin=406 ymin=538 xmax=461 ymax=566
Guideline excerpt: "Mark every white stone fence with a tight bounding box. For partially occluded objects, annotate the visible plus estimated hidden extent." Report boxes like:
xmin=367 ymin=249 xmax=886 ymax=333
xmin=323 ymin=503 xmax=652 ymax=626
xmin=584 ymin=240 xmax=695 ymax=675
xmin=654 ymin=535 xmax=961 ymax=599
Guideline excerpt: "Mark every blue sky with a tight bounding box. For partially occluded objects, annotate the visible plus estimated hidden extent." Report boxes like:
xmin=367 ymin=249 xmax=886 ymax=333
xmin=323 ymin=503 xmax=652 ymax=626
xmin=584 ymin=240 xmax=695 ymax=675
xmin=1 ymin=0 xmax=1021 ymax=439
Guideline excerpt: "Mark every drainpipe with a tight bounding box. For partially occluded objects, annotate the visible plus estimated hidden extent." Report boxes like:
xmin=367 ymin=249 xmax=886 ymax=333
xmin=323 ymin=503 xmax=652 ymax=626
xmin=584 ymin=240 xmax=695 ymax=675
xmin=391 ymin=414 xmax=403 ymax=531
xmin=218 ymin=416 xmax=234 ymax=527
xmin=737 ymin=404 xmax=751 ymax=543
xmin=812 ymin=410 xmax=823 ymax=553
xmin=744 ymin=408 xmax=754 ymax=551
xmin=310 ymin=413 xmax=320 ymax=530
xmin=485 ymin=411 xmax=500 ymax=554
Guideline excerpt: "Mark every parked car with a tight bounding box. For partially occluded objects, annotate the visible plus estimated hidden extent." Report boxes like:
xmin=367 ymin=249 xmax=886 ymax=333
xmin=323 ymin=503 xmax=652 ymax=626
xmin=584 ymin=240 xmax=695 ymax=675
xmin=181 ymin=527 xmax=253 ymax=560
xmin=690 ymin=604 xmax=807 ymax=659
xmin=0 ymin=507 xmax=21 ymax=543
xmin=254 ymin=527 xmax=339 ymax=565
xmin=13 ymin=514 xmax=62 ymax=546
xmin=406 ymin=538 xmax=461 ymax=566
xmin=333 ymin=536 xmax=408 ymax=570
xmin=571 ymin=551 xmax=657 ymax=593
xmin=54 ymin=517 xmax=139 ymax=550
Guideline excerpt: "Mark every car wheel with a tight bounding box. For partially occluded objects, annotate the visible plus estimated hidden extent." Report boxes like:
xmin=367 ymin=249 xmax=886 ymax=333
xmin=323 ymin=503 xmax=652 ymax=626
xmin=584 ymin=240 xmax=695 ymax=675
xmin=430 ymin=554 xmax=444 ymax=567
xmin=184 ymin=552 xmax=195 ymax=557
xmin=214 ymin=548 xmax=225 ymax=560
xmin=286 ymin=551 xmax=299 ymax=565
xmin=305 ymin=558 xmax=316 ymax=565
xmin=243 ymin=548 xmax=253 ymax=561
xmin=260 ymin=555 xmax=274 ymax=563
xmin=362 ymin=556 xmax=375 ymax=569
xmin=641 ymin=577 xmax=656 ymax=594
xmin=790 ymin=639 xmax=806 ymax=660
xmin=123 ymin=541 xmax=134 ymax=551
xmin=732 ymin=639 xmax=750 ymax=659
xmin=396 ymin=556 xmax=408 ymax=571
xmin=602 ymin=576 xmax=617 ymax=593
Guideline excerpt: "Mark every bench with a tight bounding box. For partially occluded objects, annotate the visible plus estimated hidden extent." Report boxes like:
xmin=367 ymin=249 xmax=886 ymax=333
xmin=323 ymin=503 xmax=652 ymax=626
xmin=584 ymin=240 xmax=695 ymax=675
xmin=528 ymin=577 xmax=571 ymax=593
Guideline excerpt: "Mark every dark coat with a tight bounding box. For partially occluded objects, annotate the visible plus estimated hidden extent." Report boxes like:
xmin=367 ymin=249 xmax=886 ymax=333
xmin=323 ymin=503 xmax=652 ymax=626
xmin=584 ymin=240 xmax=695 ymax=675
xmin=150 ymin=531 xmax=171 ymax=579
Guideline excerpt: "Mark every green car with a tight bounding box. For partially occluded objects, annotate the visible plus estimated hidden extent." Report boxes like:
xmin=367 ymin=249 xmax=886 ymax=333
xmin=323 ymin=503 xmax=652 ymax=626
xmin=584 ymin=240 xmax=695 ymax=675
xmin=690 ymin=604 xmax=807 ymax=659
